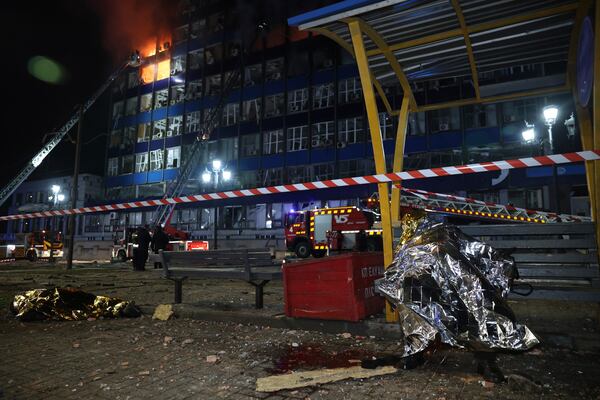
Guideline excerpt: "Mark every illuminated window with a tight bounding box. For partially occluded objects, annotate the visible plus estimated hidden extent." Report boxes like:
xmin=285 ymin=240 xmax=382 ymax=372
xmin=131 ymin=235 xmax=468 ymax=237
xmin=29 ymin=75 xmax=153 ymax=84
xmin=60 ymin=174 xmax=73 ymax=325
xmin=186 ymin=80 xmax=202 ymax=100
xmin=152 ymin=119 xmax=166 ymax=139
xmin=171 ymin=55 xmax=186 ymax=76
xmin=154 ymin=89 xmax=168 ymax=109
xmin=313 ymin=83 xmax=334 ymax=109
xmin=185 ymin=111 xmax=201 ymax=133
xmin=137 ymin=122 xmax=151 ymax=142
xmin=287 ymin=125 xmax=308 ymax=152
xmin=338 ymin=77 xmax=362 ymax=104
xmin=149 ymin=149 xmax=164 ymax=171
xmin=222 ymin=103 xmax=239 ymax=126
xmin=265 ymin=93 xmax=284 ymax=118
xmin=242 ymin=99 xmax=261 ymax=122
xmin=288 ymin=88 xmax=308 ymax=113
xmin=338 ymin=117 xmax=363 ymax=144
xmin=170 ymin=84 xmax=185 ymax=105
xmin=312 ymin=121 xmax=334 ymax=148
xmin=135 ymin=153 xmax=148 ymax=172
xmin=140 ymin=93 xmax=153 ymax=113
xmin=263 ymin=129 xmax=284 ymax=155
xmin=167 ymin=115 xmax=183 ymax=137
xmin=107 ymin=157 xmax=119 ymax=176
xmin=165 ymin=146 xmax=181 ymax=169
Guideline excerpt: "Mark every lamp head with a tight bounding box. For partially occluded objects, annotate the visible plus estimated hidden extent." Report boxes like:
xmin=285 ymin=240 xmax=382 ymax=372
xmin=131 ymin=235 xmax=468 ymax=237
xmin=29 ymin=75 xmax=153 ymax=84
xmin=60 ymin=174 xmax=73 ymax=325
xmin=202 ymin=171 xmax=212 ymax=183
xmin=222 ymin=170 xmax=232 ymax=181
xmin=521 ymin=123 xmax=535 ymax=142
xmin=212 ymin=159 xmax=222 ymax=171
xmin=51 ymin=185 xmax=60 ymax=194
xmin=543 ymin=105 xmax=558 ymax=125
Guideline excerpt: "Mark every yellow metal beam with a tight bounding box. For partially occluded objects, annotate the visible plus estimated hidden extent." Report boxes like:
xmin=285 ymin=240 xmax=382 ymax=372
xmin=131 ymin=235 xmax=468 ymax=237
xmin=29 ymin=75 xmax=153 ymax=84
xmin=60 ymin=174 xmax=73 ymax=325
xmin=348 ymin=20 xmax=396 ymax=322
xmin=416 ymin=85 xmax=570 ymax=112
xmin=594 ymin=0 xmax=600 ymax=253
xmin=450 ymin=0 xmax=480 ymax=100
xmin=390 ymin=96 xmax=410 ymax=223
xmin=312 ymin=27 xmax=394 ymax=116
xmin=344 ymin=17 xmax=417 ymax=111
xmin=366 ymin=2 xmax=579 ymax=57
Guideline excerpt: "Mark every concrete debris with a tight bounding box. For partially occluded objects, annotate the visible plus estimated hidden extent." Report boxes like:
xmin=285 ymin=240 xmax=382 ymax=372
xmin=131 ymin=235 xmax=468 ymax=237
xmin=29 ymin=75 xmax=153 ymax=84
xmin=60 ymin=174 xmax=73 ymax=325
xmin=163 ymin=336 xmax=173 ymax=345
xmin=341 ymin=333 xmax=352 ymax=339
xmin=182 ymin=338 xmax=194 ymax=346
xmin=152 ymin=304 xmax=174 ymax=321
xmin=206 ymin=355 xmax=219 ymax=363
xmin=480 ymin=380 xmax=495 ymax=388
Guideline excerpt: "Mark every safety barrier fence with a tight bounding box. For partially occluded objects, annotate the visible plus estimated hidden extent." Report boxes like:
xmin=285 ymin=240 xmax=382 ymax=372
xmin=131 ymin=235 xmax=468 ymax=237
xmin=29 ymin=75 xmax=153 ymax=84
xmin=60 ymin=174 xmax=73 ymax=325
xmin=1 ymin=150 xmax=599 ymax=221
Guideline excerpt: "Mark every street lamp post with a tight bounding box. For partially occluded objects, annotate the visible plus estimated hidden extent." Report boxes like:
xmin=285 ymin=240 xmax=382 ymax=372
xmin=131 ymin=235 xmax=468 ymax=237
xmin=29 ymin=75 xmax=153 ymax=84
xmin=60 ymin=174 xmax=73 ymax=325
xmin=543 ymin=105 xmax=559 ymax=154
xmin=202 ymin=160 xmax=232 ymax=250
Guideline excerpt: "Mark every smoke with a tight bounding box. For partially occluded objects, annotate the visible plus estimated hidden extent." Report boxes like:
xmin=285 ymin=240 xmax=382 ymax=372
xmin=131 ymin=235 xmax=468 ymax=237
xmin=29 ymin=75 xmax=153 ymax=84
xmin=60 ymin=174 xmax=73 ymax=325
xmin=87 ymin=0 xmax=176 ymax=63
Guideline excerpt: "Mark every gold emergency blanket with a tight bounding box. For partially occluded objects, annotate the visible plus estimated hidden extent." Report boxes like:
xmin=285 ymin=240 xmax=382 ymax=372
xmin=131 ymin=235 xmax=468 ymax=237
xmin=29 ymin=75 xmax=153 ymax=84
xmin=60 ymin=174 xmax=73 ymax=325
xmin=11 ymin=287 xmax=140 ymax=321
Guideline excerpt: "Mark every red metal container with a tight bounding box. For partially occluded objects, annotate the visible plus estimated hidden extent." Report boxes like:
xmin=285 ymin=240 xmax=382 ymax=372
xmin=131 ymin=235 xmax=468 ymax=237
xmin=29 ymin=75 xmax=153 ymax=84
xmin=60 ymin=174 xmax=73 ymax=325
xmin=283 ymin=252 xmax=385 ymax=322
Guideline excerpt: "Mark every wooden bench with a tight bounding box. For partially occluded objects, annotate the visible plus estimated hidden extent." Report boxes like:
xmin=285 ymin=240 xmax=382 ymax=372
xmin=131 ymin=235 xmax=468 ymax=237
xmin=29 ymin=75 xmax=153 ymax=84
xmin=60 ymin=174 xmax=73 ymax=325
xmin=459 ymin=223 xmax=599 ymax=302
xmin=158 ymin=248 xmax=282 ymax=308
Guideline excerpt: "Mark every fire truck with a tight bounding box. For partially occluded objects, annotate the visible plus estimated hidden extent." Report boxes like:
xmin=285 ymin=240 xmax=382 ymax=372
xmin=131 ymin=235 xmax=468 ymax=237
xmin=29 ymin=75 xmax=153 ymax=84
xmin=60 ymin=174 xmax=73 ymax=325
xmin=284 ymin=206 xmax=382 ymax=258
xmin=20 ymin=230 xmax=63 ymax=261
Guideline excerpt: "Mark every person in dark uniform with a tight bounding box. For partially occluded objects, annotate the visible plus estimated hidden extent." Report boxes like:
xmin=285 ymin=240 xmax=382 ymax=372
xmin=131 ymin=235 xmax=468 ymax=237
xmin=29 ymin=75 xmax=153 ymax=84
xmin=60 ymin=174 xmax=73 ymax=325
xmin=132 ymin=226 xmax=151 ymax=271
xmin=151 ymin=225 xmax=170 ymax=269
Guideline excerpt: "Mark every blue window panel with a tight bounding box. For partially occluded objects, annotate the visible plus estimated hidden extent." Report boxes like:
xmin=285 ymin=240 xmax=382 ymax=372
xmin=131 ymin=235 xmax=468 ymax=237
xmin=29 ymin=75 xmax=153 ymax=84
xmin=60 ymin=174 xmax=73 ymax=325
xmin=286 ymin=112 xmax=308 ymax=126
xmin=429 ymin=130 xmax=461 ymax=150
xmin=132 ymin=172 xmax=148 ymax=185
xmin=119 ymin=115 xmax=137 ymax=129
xmin=140 ymin=84 xmax=153 ymax=95
xmin=527 ymin=164 xmax=586 ymax=178
xmin=126 ymin=87 xmax=138 ymax=98
xmin=338 ymin=143 xmax=365 ymax=159
xmin=153 ymin=107 xmax=168 ymax=120
xmin=287 ymin=76 xmax=308 ymax=90
xmin=106 ymin=175 xmax=133 ymax=188
xmin=220 ymin=126 xmax=238 ymax=138
xmin=337 ymin=103 xmax=363 ymax=117
xmin=187 ymin=68 xmax=203 ymax=81
xmin=206 ymin=33 xmax=222 ymax=46
xmin=238 ymin=157 xmax=260 ymax=171
xmin=163 ymin=168 xmax=179 ymax=181
xmin=168 ymin=103 xmax=185 ymax=116
xmin=465 ymin=127 xmax=500 ymax=147
xmin=338 ymin=64 xmax=358 ymax=79
xmin=313 ymin=70 xmax=335 ymax=85
xmin=262 ymin=154 xmax=285 ymax=169
xmin=203 ymin=96 xmax=219 ymax=108
xmin=154 ymin=79 xmax=169 ymax=90
xmin=286 ymin=150 xmax=309 ymax=166
xmin=188 ymin=38 xmax=203 ymax=51
xmin=147 ymin=170 xmax=164 ymax=183
xmin=137 ymin=112 xmax=152 ymax=123
xmin=107 ymin=148 xmax=120 ymax=158
xmin=243 ymin=86 xmax=262 ymax=100
xmin=135 ymin=142 xmax=149 ymax=153
xmin=312 ymin=109 xmax=334 ymax=122
xmin=185 ymin=99 xmax=202 ymax=112
xmin=262 ymin=117 xmax=284 ymax=131
xmin=311 ymin=148 xmax=335 ymax=163
xmin=239 ymin=121 xmax=261 ymax=134
xmin=182 ymin=133 xmax=197 ymax=144
xmin=165 ymin=135 xmax=181 ymax=148
xmin=226 ymin=90 xmax=241 ymax=103
xmin=172 ymin=42 xmax=187 ymax=56
xmin=264 ymin=82 xmax=283 ymax=96
xmin=383 ymin=139 xmax=395 ymax=154
xmin=405 ymin=136 xmax=427 ymax=153
xmin=149 ymin=139 xmax=164 ymax=151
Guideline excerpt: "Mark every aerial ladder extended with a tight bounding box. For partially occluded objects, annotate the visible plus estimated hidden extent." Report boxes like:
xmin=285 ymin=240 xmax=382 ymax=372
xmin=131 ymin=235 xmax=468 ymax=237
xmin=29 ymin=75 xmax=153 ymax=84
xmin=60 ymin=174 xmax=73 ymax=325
xmin=0 ymin=53 xmax=142 ymax=208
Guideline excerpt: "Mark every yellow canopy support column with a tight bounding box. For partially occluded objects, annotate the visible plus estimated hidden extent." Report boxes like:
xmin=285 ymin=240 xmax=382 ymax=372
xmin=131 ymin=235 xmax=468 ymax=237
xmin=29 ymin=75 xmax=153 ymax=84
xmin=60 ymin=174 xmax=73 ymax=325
xmin=348 ymin=20 xmax=396 ymax=322
xmin=594 ymin=0 xmax=600 ymax=255
xmin=391 ymin=96 xmax=410 ymax=223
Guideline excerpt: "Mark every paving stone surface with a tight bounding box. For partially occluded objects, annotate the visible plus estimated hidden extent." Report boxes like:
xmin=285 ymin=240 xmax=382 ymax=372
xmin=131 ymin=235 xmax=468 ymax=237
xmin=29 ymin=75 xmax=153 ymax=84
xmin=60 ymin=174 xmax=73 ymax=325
xmin=0 ymin=262 xmax=599 ymax=399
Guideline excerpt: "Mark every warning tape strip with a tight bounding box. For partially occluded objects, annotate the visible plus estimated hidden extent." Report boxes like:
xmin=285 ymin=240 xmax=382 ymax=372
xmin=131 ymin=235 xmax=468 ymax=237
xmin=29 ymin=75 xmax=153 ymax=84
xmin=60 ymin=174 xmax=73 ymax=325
xmin=1 ymin=150 xmax=598 ymax=221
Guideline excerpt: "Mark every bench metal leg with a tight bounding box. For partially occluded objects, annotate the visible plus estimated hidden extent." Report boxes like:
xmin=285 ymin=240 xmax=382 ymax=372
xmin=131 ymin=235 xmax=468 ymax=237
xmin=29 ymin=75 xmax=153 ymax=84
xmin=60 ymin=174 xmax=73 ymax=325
xmin=172 ymin=278 xmax=187 ymax=304
xmin=249 ymin=280 xmax=269 ymax=309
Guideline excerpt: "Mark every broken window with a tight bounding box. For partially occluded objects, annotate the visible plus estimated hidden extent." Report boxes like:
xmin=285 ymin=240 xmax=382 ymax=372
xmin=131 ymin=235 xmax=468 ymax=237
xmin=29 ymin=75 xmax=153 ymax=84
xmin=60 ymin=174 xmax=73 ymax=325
xmin=265 ymin=58 xmax=283 ymax=82
xmin=125 ymin=97 xmax=138 ymax=116
xmin=338 ymin=77 xmax=362 ymax=104
xmin=338 ymin=117 xmax=364 ymax=144
xmin=222 ymin=102 xmax=239 ymax=126
xmin=108 ymin=157 xmax=119 ymax=176
xmin=137 ymin=122 xmax=151 ymax=142
xmin=121 ymin=155 xmax=134 ymax=174
xmin=128 ymin=71 xmax=139 ymax=89
xmin=429 ymin=107 xmax=460 ymax=133
xmin=313 ymin=83 xmax=334 ymax=109
xmin=188 ymin=49 xmax=203 ymax=70
xmin=186 ymin=79 xmax=202 ymax=100
xmin=174 ymin=25 xmax=189 ymax=43
xmin=408 ymin=112 xmax=426 ymax=136
xmin=149 ymin=149 xmax=164 ymax=171
xmin=190 ymin=19 xmax=206 ymax=39
xmin=165 ymin=146 xmax=181 ymax=169
xmin=464 ymin=104 xmax=497 ymax=129
xmin=264 ymin=93 xmax=284 ymax=118
xmin=313 ymin=163 xmax=334 ymax=181
xmin=170 ymin=85 xmax=185 ymax=105
xmin=312 ymin=121 xmax=334 ymax=148
xmin=378 ymin=112 xmax=394 ymax=140
xmin=339 ymin=159 xmax=363 ymax=178
xmin=109 ymin=129 xmax=122 ymax=149
xmin=205 ymin=44 xmax=223 ymax=66
xmin=135 ymin=153 xmax=148 ymax=172
xmin=240 ymin=134 xmax=260 ymax=157
xmin=205 ymin=74 xmax=222 ymax=96
xmin=288 ymin=88 xmax=308 ymax=114
xmin=123 ymin=126 xmax=136 ymax=146
xmin=244 ymin=64 xmax=262 ymax=86
xmin=287 ymin=125 xmax=308 ymax=152
xmin=287 ymin=50 xmax=309 ymax=77
xmin=112 ymin=101 xmax=124 ymax=119
xmin=220 ymin=137 xmax=238 ymax=161
xmin=185 ymin=111 xmax=201 ymax=133
xmin=167 ymin=115 xmax=183 ymax=137
xmin=226 ymin=41 xmax=241 ymax=59
xmin=171 ymin=55 xmax=186 ymax=76
xmin=224 ymin=70 xmax=240 ymax=89
xmin=242 ymin=98 xmax=261 ymax=122
xmin=287 ymin=166 xmax=311 ymax=184
xmin=152 ymin=119 xmax=167 ymax=139
xmin=263 ymin=129 xmax=284 ymax=155
xmin=313 ymin=46 xmax=335 ymax=70
xmin=139 ymin=93 xmax=153 ymax=113
xmin=154 ymin=89 xmax=168 ymax=109
xmin=207 ymin=12 xmax=224 ymax=33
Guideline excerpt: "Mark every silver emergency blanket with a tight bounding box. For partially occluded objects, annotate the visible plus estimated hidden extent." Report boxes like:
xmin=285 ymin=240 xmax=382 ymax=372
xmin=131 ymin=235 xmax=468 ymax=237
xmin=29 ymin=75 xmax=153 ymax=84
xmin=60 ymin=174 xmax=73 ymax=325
xmin=376 ymin=216 xmax=539 ymax=356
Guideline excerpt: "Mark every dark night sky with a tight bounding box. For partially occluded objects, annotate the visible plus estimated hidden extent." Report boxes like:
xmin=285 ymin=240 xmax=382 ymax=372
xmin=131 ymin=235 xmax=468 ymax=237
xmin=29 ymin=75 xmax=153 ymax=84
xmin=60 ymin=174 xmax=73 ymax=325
xmin=2 ymin=2 xmax=114 ymax=195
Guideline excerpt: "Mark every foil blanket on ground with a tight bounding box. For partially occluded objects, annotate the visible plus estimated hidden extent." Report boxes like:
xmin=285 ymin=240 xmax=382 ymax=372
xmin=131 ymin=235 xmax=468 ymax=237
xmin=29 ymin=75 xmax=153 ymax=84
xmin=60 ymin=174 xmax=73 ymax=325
xmin=10 ymin=287 xmax=140 ymax=321
xmin=375 ymin=217 xmax=539 ymax=356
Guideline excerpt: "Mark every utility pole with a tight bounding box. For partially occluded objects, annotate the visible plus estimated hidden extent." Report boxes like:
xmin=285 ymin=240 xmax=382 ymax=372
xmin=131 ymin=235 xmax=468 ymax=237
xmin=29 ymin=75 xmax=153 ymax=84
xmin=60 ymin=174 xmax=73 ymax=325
xmin=66 ymin=106 xmax=83 ymax=270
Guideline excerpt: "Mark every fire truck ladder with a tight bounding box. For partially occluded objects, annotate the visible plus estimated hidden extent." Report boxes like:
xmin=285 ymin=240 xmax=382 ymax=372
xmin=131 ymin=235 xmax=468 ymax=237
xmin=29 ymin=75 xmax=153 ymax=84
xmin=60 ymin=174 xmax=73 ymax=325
xmin=0 ymin=55 xmax=140 ymax=208
xmin=399 ymin=187 xmax=591 ymax=224
xmin=152 ymin=70 xmax=241 ymax=228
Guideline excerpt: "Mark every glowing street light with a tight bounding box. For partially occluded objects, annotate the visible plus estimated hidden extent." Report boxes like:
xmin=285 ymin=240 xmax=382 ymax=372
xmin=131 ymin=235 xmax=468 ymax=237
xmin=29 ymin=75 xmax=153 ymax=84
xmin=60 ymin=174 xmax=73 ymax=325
xmin=211 ymin=159 xmax=222 ymax=171
xmin=222 ymin=170 xmax=232 ymax=181
xmin=543 ymin=105 xmax=558 ymax=154
xmin=57 ymin=194 xmax=65 ymax=202
xmin=521 ymin=124 xmax=535 ymax=142
xmin=51 ymin=185 xmax=60 ymax=195
xmin=202 ymin=171 xmax=212 ymax=183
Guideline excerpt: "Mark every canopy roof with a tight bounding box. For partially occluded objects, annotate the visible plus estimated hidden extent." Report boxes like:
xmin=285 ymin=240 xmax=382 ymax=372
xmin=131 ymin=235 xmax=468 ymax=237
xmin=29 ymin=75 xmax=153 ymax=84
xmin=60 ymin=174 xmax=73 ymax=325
xmin=289 ymin=0 xmax=583 ymax=113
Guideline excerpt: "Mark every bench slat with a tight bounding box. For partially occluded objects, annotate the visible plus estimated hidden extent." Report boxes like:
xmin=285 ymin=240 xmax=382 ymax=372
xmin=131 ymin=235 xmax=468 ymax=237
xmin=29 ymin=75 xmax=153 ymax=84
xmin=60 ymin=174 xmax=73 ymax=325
xmin=483 ymin=239 xmax=596 ymax=249
xmin=512 ymin=253 xmax=597 ymax=264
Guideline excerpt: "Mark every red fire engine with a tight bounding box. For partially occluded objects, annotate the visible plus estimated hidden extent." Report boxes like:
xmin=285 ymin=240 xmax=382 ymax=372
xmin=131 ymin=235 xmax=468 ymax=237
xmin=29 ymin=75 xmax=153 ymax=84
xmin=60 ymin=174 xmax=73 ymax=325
xmin=284 ymin=206 xmax=383 ymax=258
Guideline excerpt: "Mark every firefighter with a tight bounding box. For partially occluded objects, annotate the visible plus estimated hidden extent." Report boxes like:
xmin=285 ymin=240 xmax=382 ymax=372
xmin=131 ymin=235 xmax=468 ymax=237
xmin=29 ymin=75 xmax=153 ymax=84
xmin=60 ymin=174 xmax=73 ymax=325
xmin=151 ymin=225 xmax=169 ymax=269
xmin=132 ymin=226 xmax=151 ymax=271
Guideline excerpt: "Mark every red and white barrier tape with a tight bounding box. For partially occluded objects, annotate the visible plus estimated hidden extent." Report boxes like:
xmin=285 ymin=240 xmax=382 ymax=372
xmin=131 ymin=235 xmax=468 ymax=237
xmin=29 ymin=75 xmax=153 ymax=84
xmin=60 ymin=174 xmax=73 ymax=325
xmin=1 ymin=150 xmax=598 ymax=221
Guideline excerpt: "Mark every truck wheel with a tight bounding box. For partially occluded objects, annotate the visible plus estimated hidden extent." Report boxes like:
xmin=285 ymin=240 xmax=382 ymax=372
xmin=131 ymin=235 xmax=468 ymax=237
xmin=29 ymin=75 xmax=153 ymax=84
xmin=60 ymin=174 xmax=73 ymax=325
xmin=366 ymin=237 xmax=381 ymax=252
xmin=26 ymin=250 xmax=38 ymax=262
xmin=117 ymin=250 xmax=127 ymax=262
xmin=312 ymin=249 xmax=326 ymax=258
xmin=294 ymin=241 xmax=311 ymax=258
